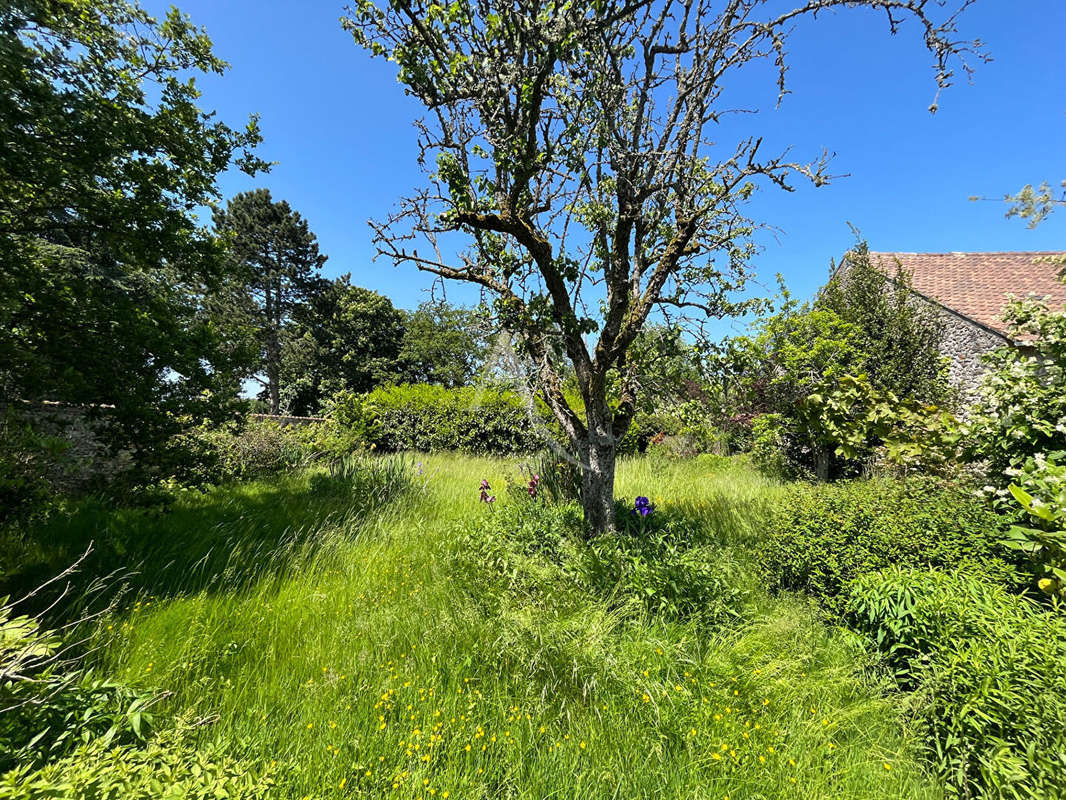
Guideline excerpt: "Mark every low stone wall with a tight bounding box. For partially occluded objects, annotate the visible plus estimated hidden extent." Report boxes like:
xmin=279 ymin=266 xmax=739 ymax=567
xmin=12 ymin=401 xmax=133 ymax=491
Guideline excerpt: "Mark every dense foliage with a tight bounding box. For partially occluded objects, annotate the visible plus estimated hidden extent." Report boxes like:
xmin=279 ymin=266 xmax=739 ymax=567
xmin=967 ymin=288 xmax=1066 ymax=491
xmin=723 ymin=245 xmax=951 ymax=481
xmin=280 ymin=277 xmax=406 ymax=415
xmin=0 ymin=0 xmax=265 ymax=467
xmin=0 ymin=727 xmax=278 ymax=800
xmin=1004 ymin=454 xmax=1066 ymax=599
xmin=818 ymin=244 xmax=950 ymax=404
xmin=365 ymin=384 xmax=542 ymax=454
xmin=846 ymin=568 xmax=1066 ymax=798
xmin=212 ymin=189 xmax=328 ymax=414
xmin=759 ymin=478 xmax=1015 ymax=614
xmin=398 ymin=301 xmax=492 ymax=389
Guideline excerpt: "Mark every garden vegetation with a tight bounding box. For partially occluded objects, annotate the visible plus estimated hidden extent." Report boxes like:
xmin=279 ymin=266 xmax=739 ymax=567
xmin=4 ymin=1 xmax=1066 ymax=798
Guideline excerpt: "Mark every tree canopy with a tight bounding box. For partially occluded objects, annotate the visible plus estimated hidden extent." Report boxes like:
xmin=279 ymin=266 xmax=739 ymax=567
xmin=281 ymin=277 xmax=407 ymax=415
xmin=399 ymin=301 xmax=491 ymax=389
xmin=0 ymin=0 xmax=266 ymax=462
xmin=818 ymin=243 xmax=949 ymax=406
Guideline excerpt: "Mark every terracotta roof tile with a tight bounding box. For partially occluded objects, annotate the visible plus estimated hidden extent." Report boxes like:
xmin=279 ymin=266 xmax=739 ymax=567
xmin=866 ymin=251 xmax=1066 ymax=336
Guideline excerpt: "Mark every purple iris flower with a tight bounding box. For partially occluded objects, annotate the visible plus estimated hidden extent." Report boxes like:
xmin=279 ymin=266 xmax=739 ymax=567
xmin=479 ymin=479 xmax=495 ymax=504
xmin=633 ymin=496 xmax=655 ymax=517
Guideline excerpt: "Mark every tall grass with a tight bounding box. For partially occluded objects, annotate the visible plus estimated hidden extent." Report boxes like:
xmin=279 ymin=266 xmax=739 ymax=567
xmin=40 ymin=455 xmax=939 ymax=798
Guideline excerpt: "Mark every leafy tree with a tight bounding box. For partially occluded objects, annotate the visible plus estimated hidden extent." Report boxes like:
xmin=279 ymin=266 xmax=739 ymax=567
xmin=723 ymin=304 xmax=866 ymax=479
xmin=0 ymin=1 xmax=265 ymax=465
xmin=281 ymin=277 xmax=406 ymax=415
xmin=212 ymin=190 xmax=327 ymax=414
xmin=399 ymin=301 xmax=490 ymax=388
xmin=345 ymin=0 xmax=981 ymax=532
xmin=818 ymin=242 xmax=950 ymax=405
xmin=625 ymin=325 xmax=707 ymax=412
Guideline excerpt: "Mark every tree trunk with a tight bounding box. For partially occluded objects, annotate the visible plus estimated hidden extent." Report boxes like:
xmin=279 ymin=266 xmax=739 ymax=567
xmin=815 ymin=444 xmax=831 ymax=483
xmin=579 ymin=422 xmax=617 ymax=536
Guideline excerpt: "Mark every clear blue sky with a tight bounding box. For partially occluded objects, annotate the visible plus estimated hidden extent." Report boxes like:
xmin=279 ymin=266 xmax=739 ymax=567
xmin=150 ymin=0 xmax=1064 ymax=331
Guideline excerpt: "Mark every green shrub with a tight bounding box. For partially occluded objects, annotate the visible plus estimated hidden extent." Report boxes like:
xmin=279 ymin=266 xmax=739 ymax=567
xmin=324 ymin=389 xmax=380 ymax=445
xmin=168 ymin=418 xmax=368 ymax=488
xmin=1002 ymin=454 xmax=1066 ymax=599
xmin=0 ymin=725 xmax=278 ymax=800
xmin=619 ymin=402 xmax=723 ymax=457
xmin=965 ymin=290 xmax=1066 ymax=490
xmin=581 ymin=519 xmax=750 ymax=626
xmin=365 ymin=384 xmax=542 ymax=454
xmin=759 ymin=477 xmax=1016 ymax=614
xmin=0 ymin=411 xmax=71 ymax=526
xmin=1 ymin=597 xmax=156 ymax=773
xmin=749 ymin=413 xmax=796 ymax=479
xmin=846 ymin=568 xmax=1066 ymax=798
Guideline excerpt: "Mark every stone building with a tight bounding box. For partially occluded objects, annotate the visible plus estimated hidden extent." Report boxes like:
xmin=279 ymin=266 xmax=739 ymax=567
xmin=865 ymin=251 xmax=1066 ymax=399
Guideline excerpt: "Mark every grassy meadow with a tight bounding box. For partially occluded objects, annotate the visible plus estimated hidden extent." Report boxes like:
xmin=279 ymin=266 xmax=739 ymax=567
xmin=8 ymin=454 xmax=945 ymax=799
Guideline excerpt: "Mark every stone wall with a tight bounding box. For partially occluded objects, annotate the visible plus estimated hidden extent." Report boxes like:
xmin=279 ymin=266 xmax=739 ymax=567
xmin=933 ymin=305 xmax=1008 ymax=403
xmin=13 ymin=402 xmax=133 ymax=491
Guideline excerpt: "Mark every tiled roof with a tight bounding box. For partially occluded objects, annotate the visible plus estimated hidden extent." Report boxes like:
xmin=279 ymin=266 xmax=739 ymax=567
xmin=866 ymin=251 xmax=1066 ymax=337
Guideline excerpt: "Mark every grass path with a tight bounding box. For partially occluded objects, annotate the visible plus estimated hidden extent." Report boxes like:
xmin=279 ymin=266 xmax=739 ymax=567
xmin=100 ymin=455 xmax=941 ymax=799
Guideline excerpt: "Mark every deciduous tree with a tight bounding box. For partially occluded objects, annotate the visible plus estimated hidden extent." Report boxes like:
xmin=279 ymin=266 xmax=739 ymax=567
xmin=0 ymin=0 xmax=266 ymax=464
xmin=399 ymin=301 xmax=490 ymax=388
xmin=281 ymin=277 xmax=406 ymax=415
xmin=345 ymin=0 xmax=982 ymax=533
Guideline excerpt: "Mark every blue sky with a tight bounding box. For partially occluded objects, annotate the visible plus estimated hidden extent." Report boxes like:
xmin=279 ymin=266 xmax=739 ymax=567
xmin=151 ymin=0 xmax=1064 ymax=332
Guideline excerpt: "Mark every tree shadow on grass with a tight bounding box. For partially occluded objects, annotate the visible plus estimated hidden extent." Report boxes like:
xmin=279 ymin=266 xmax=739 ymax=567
xmin=0 ymin=471 xmax=393 ymax=619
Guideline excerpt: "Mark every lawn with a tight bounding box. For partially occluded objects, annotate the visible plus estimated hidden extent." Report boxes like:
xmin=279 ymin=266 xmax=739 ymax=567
xmin=25 ymin=454 xmax=941 ymax=799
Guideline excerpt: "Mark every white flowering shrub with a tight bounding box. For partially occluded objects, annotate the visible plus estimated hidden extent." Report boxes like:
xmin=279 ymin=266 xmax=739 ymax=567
xmin=967 ymin=290 xmax=1066 ymax=494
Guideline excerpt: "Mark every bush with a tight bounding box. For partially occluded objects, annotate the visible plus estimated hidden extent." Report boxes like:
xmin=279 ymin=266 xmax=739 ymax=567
xmin=0 ymin=725 xmax=278 ymax=800
xmin=1001 ymin=454 xmax=1066 ymax=599
xmin=0 ymin=411 xmax=72 ymax=526
xmin=846 ymin=568 xmax=1066 ymax=798
xmin=749 ymin=413 xmax=794 ymax=479
xmin=324 ymin=390 xmax=380 ymax=445
xmin=168 ymin=418 xmax=367 ymax=488
xmin=580 ymin=505 xmax=750 ymax=626
xmin=366 ymin=384 xmax=542 ymax=454
xmin=619 ymin=401 xmax=723 ymax=457
xmin=759 ymin=477 xmax=1016 ymax=614
xmin=966 ymin=290 xmax=1066 ymax=491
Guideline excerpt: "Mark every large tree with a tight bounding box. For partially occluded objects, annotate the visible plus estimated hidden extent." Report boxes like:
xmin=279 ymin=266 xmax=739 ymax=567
xmin=399 ymin=300 xmax=490 ymax=388
xmin=345 ymin=0 xmax=982 ymax=533
xmin=0 ymin=0 xmax=265 ymax=460
xmin=818 ymin=243 xmax=949 ymax=406
xmin=281 ymin=276 xmax=406 ymax=415
xmin=212 ymin=190 xmax=327 ymax=414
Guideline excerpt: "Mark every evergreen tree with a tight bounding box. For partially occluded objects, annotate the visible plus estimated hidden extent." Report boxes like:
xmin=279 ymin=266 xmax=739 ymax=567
xmin=819 ymin=243 xmax=950 ymax=406
xmin=213 ymin=190 xmax=327 ymax=414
